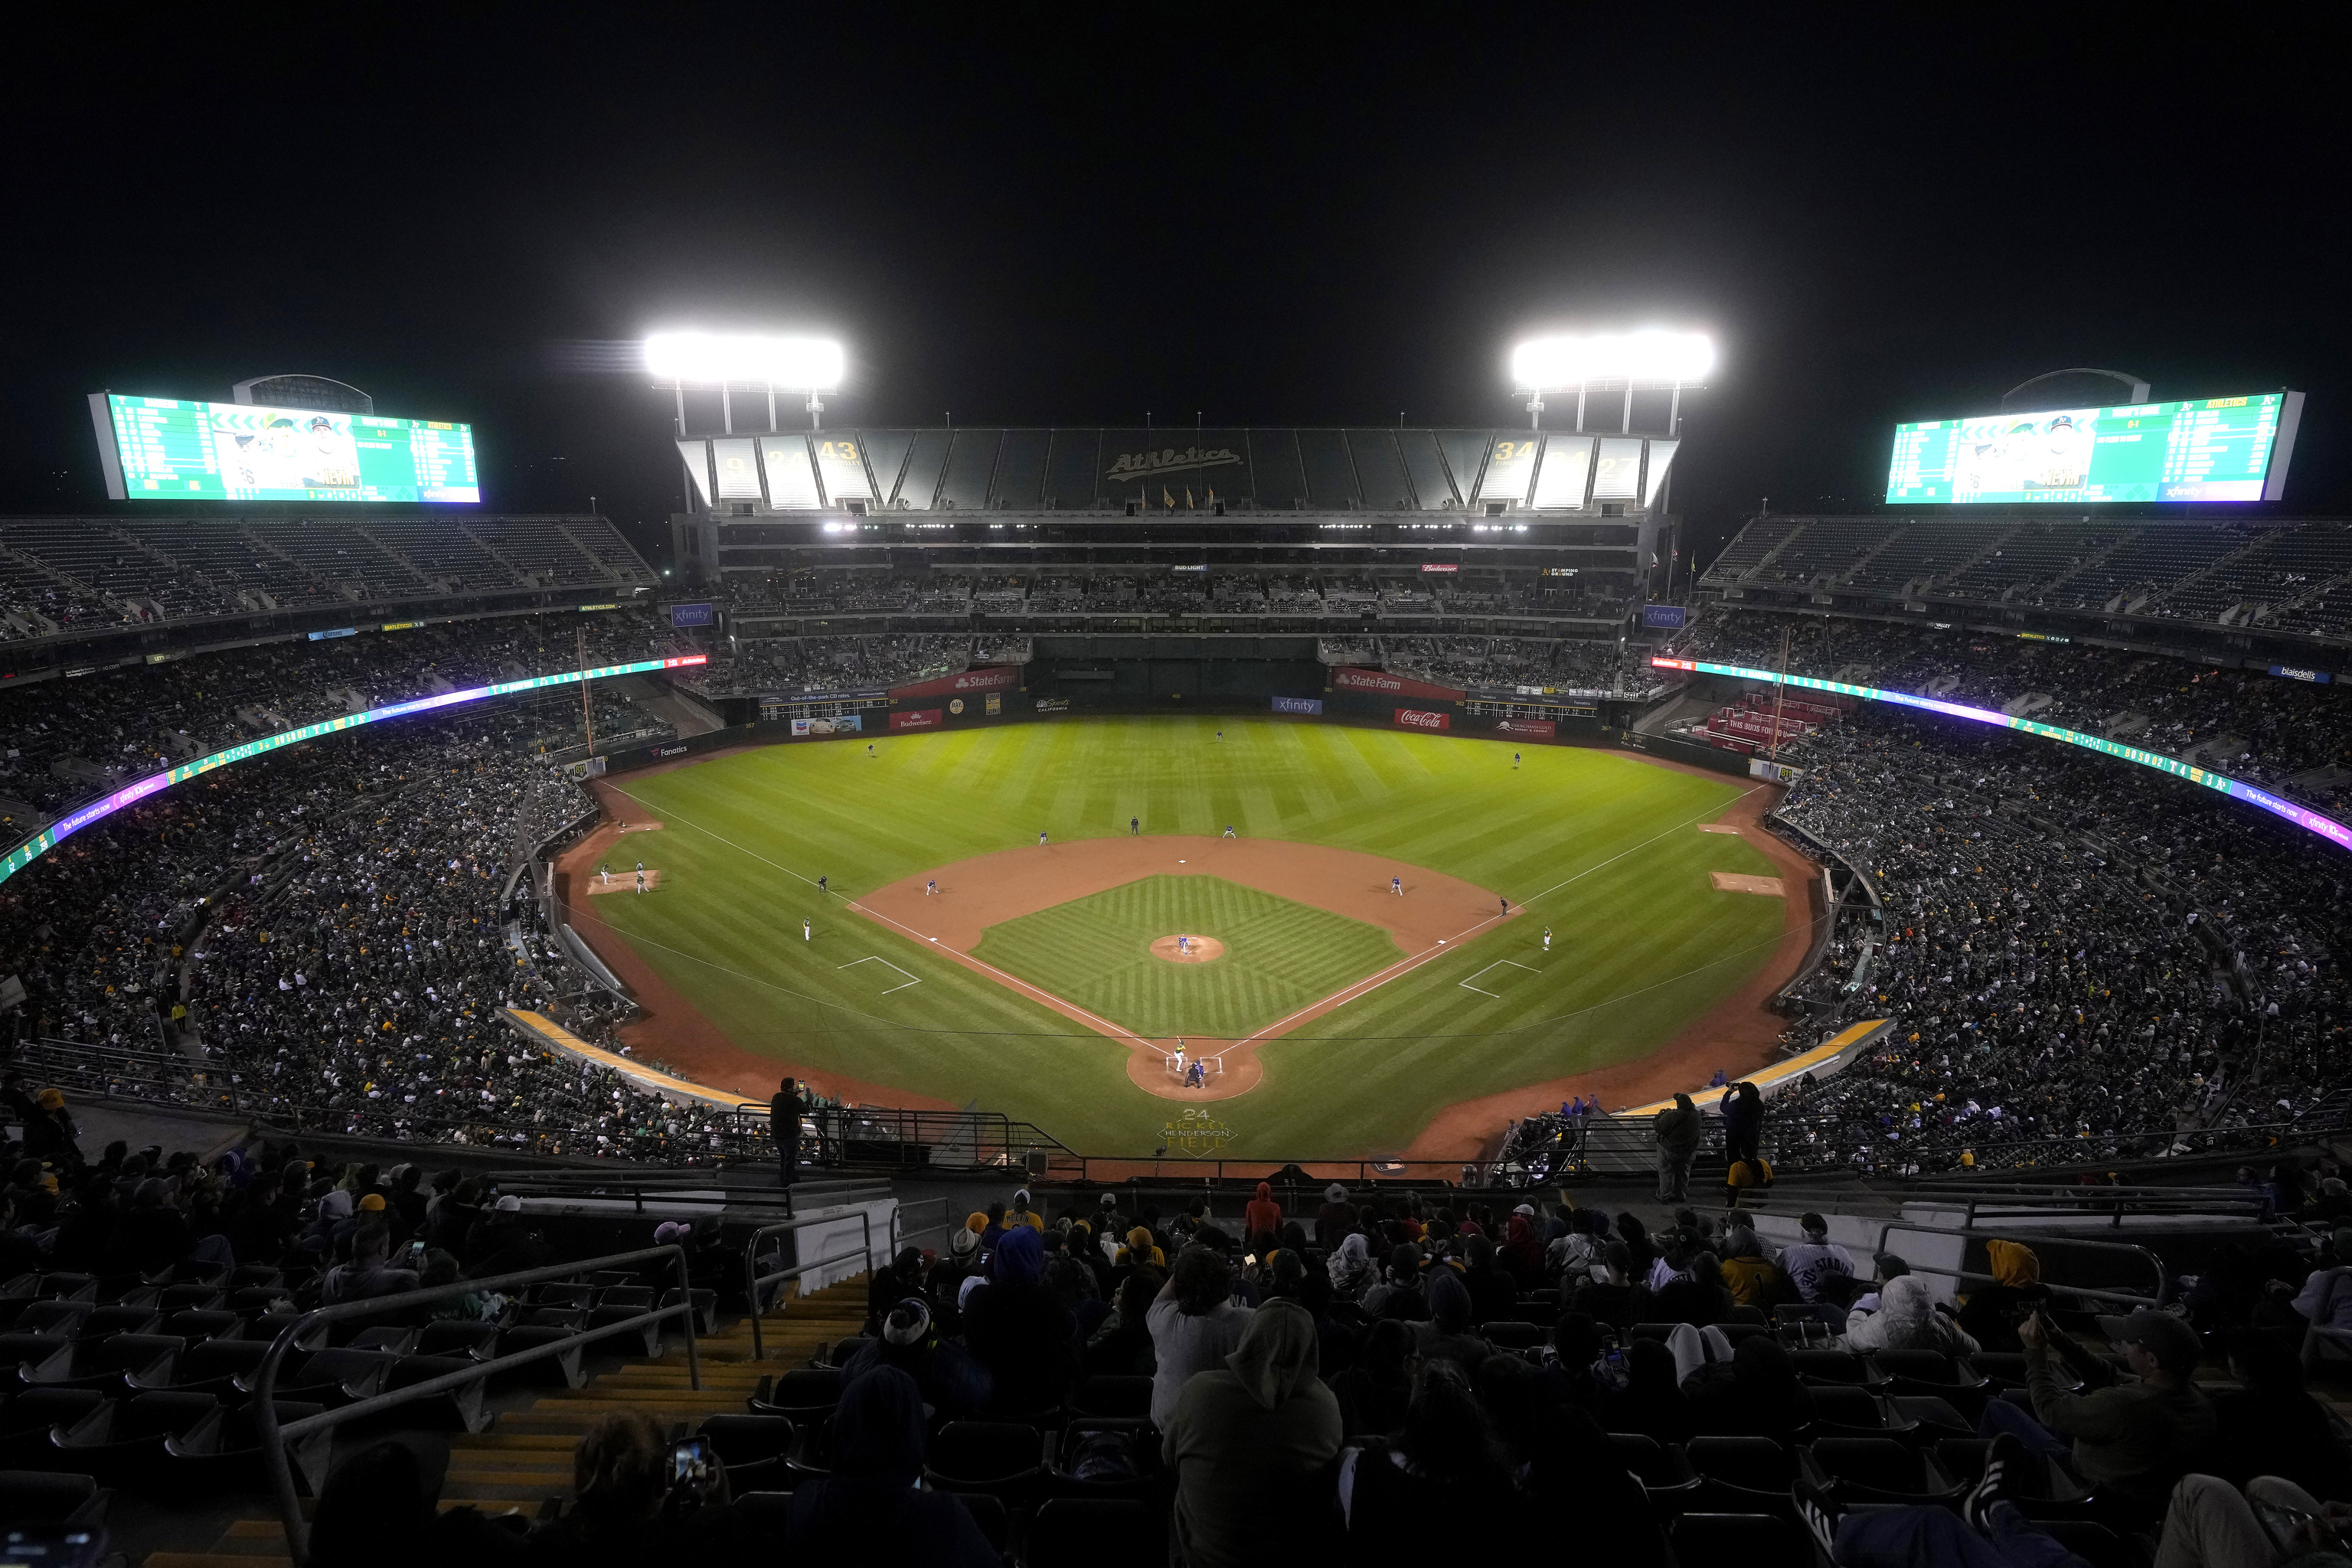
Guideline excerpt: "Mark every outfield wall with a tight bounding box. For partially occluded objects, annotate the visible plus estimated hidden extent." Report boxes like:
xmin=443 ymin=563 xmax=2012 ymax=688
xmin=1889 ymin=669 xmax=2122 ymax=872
xmin=605 ymin=677 xmax=1752 ymax=779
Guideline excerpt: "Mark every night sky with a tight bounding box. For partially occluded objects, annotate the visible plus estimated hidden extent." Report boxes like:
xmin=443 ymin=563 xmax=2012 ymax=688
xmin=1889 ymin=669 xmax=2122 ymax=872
xmin=9 ymin=6 xmax=2347 ymax=571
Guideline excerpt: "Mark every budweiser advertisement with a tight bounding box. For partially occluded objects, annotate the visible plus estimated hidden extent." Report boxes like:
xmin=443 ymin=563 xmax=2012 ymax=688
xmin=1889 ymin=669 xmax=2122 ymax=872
xmin=1334 ymin=667 xmax=1465 ymax=701
xmin=889 ymin=708 xmax=943 ymax=732
xmin=1491 ymin=717 xmax=1556 ymax=740
xmin=888 ymin=665 xmax=1023 ymax=701
xmin=1394 ymin=707 xmax=1451 ymax=732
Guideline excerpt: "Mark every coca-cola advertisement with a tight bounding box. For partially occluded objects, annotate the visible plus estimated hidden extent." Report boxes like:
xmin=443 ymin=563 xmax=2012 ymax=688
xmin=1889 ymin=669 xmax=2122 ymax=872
xmin=1394 ymin=707 xmax=1451 ymax=732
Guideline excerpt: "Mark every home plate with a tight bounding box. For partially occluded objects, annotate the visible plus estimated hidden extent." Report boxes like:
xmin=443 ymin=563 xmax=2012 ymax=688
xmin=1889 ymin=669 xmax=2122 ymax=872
xmin=1710 ymin=871 xmax=1784 ymax=896
xmin=588 ymin=870 xmax=666 ymax=894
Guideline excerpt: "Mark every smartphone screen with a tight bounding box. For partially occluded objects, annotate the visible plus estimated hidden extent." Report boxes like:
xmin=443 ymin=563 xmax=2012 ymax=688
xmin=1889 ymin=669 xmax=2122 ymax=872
xmin=670 ymin=1437 xmax=711 ymax=1488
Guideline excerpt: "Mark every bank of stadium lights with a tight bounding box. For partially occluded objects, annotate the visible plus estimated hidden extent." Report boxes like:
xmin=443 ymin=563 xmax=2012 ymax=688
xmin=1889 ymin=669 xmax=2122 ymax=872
xmin=642 ymin=332 xmax=846 ymax=432
xmin=1508 ymin=330 xmax=1716 ymax=430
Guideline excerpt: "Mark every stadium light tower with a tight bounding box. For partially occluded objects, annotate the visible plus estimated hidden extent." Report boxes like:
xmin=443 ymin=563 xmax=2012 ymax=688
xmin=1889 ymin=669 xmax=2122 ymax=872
xmin=1508 ymin=329 xmax=1716 ymax=431
xmin=642 ymin=333 xmax=846 ymax=433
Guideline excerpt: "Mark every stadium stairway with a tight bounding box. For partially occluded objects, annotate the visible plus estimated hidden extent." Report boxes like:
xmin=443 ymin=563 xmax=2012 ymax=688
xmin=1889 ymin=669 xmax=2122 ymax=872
xmin=142 ymin=1276 xmax=871 ymax=1568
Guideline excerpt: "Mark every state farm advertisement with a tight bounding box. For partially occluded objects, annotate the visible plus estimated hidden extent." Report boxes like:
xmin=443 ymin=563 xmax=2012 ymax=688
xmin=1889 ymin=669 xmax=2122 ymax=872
xmin=889 ymin=666 xmax=1023 ymax=701
xmin=890 ymin=708 xmax=943 ymax=732
xmin=1395 ymin=707 xmax=1452 ymax=732
xmin=1333 ymin=667 xmax=1466 ymax=701
xmin=1492 ymin=717 xmax=1557 ymax=739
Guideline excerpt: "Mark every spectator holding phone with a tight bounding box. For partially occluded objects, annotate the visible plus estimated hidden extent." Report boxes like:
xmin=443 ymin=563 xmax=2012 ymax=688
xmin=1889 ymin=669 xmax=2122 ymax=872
xmin=1989 ymin=1307 xmax=2216 ymax=1517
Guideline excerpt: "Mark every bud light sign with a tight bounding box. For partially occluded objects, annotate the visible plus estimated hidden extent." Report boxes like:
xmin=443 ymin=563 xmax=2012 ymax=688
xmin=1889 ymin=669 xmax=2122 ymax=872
xmin=1642 ymin=604 xmax=1687 ymax=629
xmin=1272 ymin=696 xmax=1322 ymax=715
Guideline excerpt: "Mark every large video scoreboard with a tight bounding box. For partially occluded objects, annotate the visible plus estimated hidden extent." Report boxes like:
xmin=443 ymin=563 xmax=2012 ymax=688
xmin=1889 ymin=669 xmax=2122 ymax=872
xmin=1885 ymin=390 xmax=2302 ymax=505
xmin=91 ymin=394 xmax=481 ymax=503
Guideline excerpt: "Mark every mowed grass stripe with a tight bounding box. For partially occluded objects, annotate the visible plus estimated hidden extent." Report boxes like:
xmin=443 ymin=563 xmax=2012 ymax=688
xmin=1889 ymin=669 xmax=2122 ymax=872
xmin=599 ymin=717 xmax=1786 ymax=1155
xmin=969 ymin=874 xmax=1398 ymax=1039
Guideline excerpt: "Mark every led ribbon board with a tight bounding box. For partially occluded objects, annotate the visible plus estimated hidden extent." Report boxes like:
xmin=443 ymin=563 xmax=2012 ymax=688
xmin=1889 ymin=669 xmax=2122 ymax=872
xmin=1649 ymin=656 xmax=2352 ymax=854
xmin=0 ymin=655 xmax=707 ymax=889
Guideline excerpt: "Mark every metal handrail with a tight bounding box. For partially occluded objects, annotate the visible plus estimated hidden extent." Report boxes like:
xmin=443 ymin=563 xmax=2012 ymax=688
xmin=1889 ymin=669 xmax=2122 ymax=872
xmin=743 ymin=1210 xmax=877 ymax=1360
xmin=1870 ymin=1219 xmax=2171 ymax=1307
xmin=890 ymin=1197 xmax=959 ymax=1254
xmin=253 ymin=1243 xmax=699 ymax=1566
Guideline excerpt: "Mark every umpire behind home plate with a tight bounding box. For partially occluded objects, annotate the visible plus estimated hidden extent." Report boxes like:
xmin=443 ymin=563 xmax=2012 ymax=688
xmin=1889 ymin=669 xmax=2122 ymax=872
xmin=771 ymin=1076 xmax=802 ymax=1191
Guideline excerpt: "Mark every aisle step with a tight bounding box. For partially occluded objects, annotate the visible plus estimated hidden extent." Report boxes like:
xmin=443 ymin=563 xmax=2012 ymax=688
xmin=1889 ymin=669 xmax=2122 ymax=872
xmin=136 ymin=1274 xmax=872 ymax=1568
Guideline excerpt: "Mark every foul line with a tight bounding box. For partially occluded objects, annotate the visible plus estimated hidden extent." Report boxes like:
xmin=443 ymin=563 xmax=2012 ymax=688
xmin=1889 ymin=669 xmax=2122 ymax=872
xmin=1227 ymin=789 xmax=1762 ymax=1047
xmin=604 ymin=780 xmax=1783 ymax=1052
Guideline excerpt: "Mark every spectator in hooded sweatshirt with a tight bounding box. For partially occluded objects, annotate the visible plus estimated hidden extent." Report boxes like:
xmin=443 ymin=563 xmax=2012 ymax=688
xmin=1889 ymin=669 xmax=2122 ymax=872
xmin=1163 ymin=1299 xmax=1341 ymax=1566
xmin=1958 ymin=1240 xmax=2050 ymax=1352
xmin=1845 ymin=1273 xmax=1981 ymax=1354
xmin=958 ymin=1225 xmax=1075 ymax=1417
xmin=1364 ymin=1243 xmax=1431 ymax=1322
xmin=786 ymin=1365 xmax=995 ymax=1566
xmin=1243 ymin=1181 xmax=1283 ymax=1247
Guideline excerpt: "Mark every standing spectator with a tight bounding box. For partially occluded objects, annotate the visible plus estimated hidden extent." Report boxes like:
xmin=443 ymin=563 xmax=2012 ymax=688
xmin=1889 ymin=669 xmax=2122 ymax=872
xmin=1243 ymin=1181 xmax=1282 ymax=1246
xmin=768 ymin=1077 xmax=801 ymax=1191
xmin=1413 ymin=1270 xmax=1493 ymax=1373
xmin=1654 ymin=1093 xmax=1702 ymax=1203
xmin=1162 ymin=1299 xmax=1341 ymax=1566
xmin=21 ymin=1087 xmax=80 ymax=1166
xmin=1147 ymin=1243 xmax=1254 ymax=1429
xmin=1720 ymin=1080 xmax=1763 ymax=1165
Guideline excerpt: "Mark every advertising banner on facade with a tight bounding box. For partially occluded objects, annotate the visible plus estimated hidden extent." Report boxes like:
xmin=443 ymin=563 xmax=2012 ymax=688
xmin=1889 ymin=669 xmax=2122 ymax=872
xmin=1272 ymin=695 xmax=1324 ymax=715
xmin=1394 ymin=707 xmax=1451 ymax=732
xmin=888 ymin=666 xmax=1023 ymax=701
xmin=789 ymin=715 xmax=863 ymax=737
xmin=1491 ymin=717 xmax=1556 ymax=739
xmin=890 ymin=708 xmax=943 ymax=732
xmin=670 ymin=603 xmax=715 ymax=628
xmin=1642 ymin=604 xmax=1687 ymax=629
xmin=1334 ymin=667 xmax=1465 ymax=701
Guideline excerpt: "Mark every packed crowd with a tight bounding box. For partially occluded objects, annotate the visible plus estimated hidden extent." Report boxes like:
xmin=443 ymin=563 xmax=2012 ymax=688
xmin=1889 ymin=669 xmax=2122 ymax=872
xmin=1674 ymin=609 xmax=2352 ymax=812
xmin=0 ymin=514 xmax=655 ymax=643
xmin=0 ymin=610 xmax=689 ymax=815
xmin=1749 ymin=696 xmax=2352 ymax=1171
xmin=1377 ymin=635 xmax=1667 ymax=694
xmin=715 ymin=566 xmax=1641 ymax=623
xmin=0 ymin=693 xmax=741 ymax=1160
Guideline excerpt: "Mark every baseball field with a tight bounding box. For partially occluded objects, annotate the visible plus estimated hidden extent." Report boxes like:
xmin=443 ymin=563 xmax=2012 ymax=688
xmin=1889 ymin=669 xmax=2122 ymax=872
xmin=564 ymin=715 xmax=1802 ymax=1161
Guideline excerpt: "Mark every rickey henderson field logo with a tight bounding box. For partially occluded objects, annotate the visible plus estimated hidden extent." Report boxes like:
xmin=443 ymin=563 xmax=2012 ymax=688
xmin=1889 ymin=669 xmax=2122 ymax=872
xmin=1161 ymin=1107 xmax=1237 ymax=1158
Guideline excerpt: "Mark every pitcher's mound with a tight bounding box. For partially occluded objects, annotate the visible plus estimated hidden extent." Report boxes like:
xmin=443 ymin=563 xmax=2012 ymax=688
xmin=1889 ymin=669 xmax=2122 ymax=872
xmin=1150 ymin=934 xmax=1227 ymax=963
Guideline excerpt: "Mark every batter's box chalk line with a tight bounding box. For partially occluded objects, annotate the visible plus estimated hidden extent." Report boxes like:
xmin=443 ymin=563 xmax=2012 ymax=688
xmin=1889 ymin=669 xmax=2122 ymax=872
xmin=839 ymin=954 xmax=923 ymax=995
xmin=1459 ymin=958 xmax=1541 ymax=998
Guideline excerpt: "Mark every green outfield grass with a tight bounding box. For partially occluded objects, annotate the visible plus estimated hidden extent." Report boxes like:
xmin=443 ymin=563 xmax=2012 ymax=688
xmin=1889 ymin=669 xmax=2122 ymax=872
xmin=969 ymin=873 xmax=1400 ymax=1040
xmin=582 ymin=716 xmax=1787 ymax=1158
